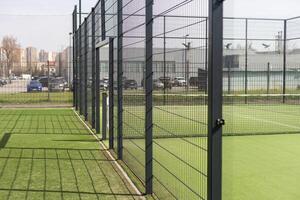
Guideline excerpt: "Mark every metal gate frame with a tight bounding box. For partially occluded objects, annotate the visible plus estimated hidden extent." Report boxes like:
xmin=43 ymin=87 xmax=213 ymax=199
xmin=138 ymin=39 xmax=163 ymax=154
xmin=96 ymin=37 xmax=115 ymax=149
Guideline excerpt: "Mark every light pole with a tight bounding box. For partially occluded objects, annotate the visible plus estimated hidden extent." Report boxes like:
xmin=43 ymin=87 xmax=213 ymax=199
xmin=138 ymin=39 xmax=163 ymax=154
xmin=182 ymin=34 xmax=191 ymax=91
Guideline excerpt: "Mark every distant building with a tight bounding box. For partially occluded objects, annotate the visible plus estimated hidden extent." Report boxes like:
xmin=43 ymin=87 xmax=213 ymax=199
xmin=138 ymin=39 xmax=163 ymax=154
xmin=26 ymin=47 xmax=38 ymax=74
xmin=20 ymin=48 xmax=27 ymax=71
xmin=48 ymin=52 xmax=57 ymax=62
xmin=39 ymin=50 xmax=48 ymax=62
xmin=60 ymin=47 xmax=72 ymax=83
xmin=0 ymin=48 xmax=6 ymax=77
xmin=42 ymin=61 xmax=56 ymax=76
xmin=11 ymin=48 xmax=22 ymax=74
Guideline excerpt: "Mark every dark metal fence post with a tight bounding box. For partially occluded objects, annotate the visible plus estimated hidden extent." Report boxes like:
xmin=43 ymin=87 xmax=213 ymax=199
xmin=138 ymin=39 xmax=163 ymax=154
xmin=117 ymin=0 xmax=123 ymax=160
xmin=245 ymin=19 xmax=248 ymax=103
xmin=79 ymin=24 xmax=83 ymax=115
xmin=96 ymin=47 xmax=100 ymax=134
xmin=163 ymin=16 xmax=166 ymax=105
xmin=205 ymin=17 xmax=208 ymax=94
xmin=102 ymin=92 xmax=107 ymax=140
xmin=79 ymin=0 xmax=83 ymax=115
xmin=283 ymin=19 xmax=287 ymax=103
xmin=84 ymin=19 xmax=88 ymax=121
xmin=208 ymin=0 xmax=223 ymax=200
xmin=72 ymin=6 xmax=77 ymax=108
xmin=101 ymin=0 xmax=106 ymax=41
xmin=109 ymin=38 xmax=114 ymax=150
xmin=92 ymin=8 xmax=96 ymax=128
xmin=75 ymin=30 xmax=79 ymax=111
xmin=267 ymin=62 xmax=270 ymax=95
xmin=79 ymin=0 xmax=81 ymax=25
xmin=145 ymin=0 xmax=153 ymax=195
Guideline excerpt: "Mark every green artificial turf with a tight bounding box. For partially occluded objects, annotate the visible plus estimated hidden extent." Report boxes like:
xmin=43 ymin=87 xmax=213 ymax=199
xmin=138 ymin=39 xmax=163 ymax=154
xmin=0 ymin=108 xmax=139 ymax=200
xmin=0 ymin=92 xmax=72 ymax=104
xmin=117 ymin=103 xmax=300 ymax=199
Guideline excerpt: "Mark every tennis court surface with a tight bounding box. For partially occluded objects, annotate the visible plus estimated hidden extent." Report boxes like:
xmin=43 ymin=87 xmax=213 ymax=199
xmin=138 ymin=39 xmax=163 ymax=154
xmin=120 ymin=94 xmax=300 ymax=199
xmin=0 ymin=108 xmax=142 ymax=200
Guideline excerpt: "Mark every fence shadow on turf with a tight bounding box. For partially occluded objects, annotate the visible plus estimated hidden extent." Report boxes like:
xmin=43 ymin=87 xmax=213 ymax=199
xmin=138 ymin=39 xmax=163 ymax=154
xmin=0 ymin=110 xmax=143 ymax=200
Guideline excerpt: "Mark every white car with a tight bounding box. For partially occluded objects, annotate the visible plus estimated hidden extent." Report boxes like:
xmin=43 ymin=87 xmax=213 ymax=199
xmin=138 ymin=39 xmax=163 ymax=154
xmin=173 ymin=77 xmax=187 ymax=86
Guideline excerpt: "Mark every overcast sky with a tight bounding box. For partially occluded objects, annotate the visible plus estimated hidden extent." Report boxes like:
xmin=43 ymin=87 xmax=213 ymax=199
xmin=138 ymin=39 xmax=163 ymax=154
xmin=0 ymin=0 xmax=299 ymax=52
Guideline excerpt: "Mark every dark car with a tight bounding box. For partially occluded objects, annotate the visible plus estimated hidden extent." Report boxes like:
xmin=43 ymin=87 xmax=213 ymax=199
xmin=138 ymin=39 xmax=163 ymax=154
xmin=159 ymin=77 xmax=172 ymax=89
xmin=49 ymin=78 xmax=65 ymax=92
xmin=0 ymin=79 xmax=8 ymax=85
xmin=27 ymin=80 xmax=42 ymax=92
xmin=189 ymin=77 xmax=207 ymax=91
xmin=32 ymin=76 xmax=40 ymax=80
xmin=0 ymin=79 xmax=6 ymax=86
xmin=0 ymin=79 xmax=5 ymax=87
xmin=124 ymin=80 xmax=138 ymax=90
xmin=38 ymin=77 xmax=54 ymax=87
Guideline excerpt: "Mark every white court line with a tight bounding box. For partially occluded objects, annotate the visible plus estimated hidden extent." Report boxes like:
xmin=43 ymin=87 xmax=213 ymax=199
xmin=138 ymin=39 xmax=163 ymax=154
xmin=72 ymin=108 xmax=145 ymax=200
xmin=225 ymin=110 xmax=300 ymax=130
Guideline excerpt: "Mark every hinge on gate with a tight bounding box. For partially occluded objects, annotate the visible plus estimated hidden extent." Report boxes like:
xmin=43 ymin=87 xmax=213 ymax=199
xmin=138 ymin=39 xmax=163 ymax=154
xmin=216 ymin=118 xmax=225 ymax=127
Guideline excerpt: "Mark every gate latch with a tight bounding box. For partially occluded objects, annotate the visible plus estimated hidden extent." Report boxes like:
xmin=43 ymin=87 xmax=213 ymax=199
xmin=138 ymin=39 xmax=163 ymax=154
xmin=216 ymin=118 xmax=225 ymax=127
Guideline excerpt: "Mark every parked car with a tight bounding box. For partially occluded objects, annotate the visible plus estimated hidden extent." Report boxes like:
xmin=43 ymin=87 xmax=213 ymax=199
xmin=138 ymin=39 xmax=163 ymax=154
xmin=32 ymin=76 xmax=39 ymax=80
xmin=38 ymin=77 xmax=54 ymax=87
xmin=56 ymin=77 xmax=68 ymax=88
xmin=124 ymin=80 xmax=138 ymax=90
xmin=173 ymin=77 xmax=187 ymax=87
xmin=0 ymin=79 xmax=6 ymax=86
xmin=49 ymin=78 xmax=65 ymax=92
xmin=159 ymin=76 xmax=172 ymax=89
xmin=189 ymin=77 xmax=207 ymax=91
xmin=27 ymin=80 xmax=42 ymax=92
xmin=153 ymin=79 xmax=164 ymax=90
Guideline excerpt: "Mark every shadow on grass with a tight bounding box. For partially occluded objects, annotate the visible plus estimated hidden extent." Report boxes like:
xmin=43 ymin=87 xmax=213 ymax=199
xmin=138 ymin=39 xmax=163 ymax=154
xmin=0 ymin=133 xmax=11 ymax=149
xmin=0 ymin=147 xmax=142 ymax=200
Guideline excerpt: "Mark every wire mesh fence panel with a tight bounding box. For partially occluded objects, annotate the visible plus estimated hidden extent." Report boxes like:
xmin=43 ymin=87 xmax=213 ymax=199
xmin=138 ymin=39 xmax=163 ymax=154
xmin=104 ymin=0 xmax=119 ymax=156
xmin=222 ymin=3 xmax=300 ymax=199
xmin=152 ymin=1 xmax=208 ymax=199
xmin=0 ymin=14 xmax=73 ymax=107
xmin=122 ymin=0 xmax=146 ymax=191
xmin=73 ymin=0 xmax=224 ymax=198
xmin=223 ymin=18 xmax=285 ymax=95
xmin=75 ymin=25 xmax=81 ymax=111
xmin=80 ymin=23 xmax=86 ymax=115
xmin=86 ymin=14 xmax=93 ymax=125
xmin=221 ymin=17 xmax=300 ymax=137
xmin=287 ymin=17 xmax=300 ymax=98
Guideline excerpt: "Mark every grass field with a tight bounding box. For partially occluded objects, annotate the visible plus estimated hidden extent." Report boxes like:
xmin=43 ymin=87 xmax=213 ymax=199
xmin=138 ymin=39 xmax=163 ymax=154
xmin=1 ymin=104 xmax=300 ymax=200
xmin=0 ymin=109 xmax=140 ymax=200
xmin=0 ymin=92 xmax=72 ymax=105
xmin=120 ymin=103 xmax=300 ymax=200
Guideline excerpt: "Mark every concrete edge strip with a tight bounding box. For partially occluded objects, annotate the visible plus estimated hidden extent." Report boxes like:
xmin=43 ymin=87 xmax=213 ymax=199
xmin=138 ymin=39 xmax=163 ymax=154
xmin=72 ymin=108 xmax=145 ymax=200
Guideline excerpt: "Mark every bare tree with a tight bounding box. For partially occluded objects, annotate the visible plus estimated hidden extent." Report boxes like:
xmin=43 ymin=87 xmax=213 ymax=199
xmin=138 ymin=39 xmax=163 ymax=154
xmin=1 ymin=35 xmax=20 ymax=77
